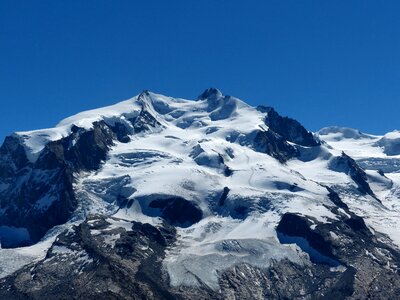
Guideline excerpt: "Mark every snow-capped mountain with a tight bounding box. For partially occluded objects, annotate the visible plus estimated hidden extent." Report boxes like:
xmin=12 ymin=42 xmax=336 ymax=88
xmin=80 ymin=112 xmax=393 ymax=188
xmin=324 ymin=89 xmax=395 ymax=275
xmin=0 ymin=89 xmax=400 ymax=299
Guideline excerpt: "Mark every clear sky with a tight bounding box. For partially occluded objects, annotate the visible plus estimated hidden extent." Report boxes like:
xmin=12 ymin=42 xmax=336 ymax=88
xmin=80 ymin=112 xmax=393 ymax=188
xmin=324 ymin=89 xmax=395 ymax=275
xmin=1 ymin=1 xmax=400 ymax=142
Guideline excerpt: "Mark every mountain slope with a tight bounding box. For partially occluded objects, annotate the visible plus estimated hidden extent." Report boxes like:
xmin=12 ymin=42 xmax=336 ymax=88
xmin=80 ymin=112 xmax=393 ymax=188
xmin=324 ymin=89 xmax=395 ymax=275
xmin=0 ymin=89 xmax=399 ymax=299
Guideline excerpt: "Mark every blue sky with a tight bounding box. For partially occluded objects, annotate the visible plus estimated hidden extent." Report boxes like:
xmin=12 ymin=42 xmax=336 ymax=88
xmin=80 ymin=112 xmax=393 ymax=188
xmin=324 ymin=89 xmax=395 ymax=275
xmin=1 ymin=1 xmax=400 ymax=142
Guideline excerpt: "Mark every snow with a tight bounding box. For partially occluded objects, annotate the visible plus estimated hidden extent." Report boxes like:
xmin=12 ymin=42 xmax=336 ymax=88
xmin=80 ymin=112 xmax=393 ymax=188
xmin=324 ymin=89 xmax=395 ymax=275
xmin=311 ymin=127 xmax=400 ymax=248
xmin=318 ymin=126 xmax=376 ymax=140
xmin=103 ymin=233 xmax=121 ymax=248
xmin=15 ymin=96 xmax=142 ymax=162
xmin=317 ymin=126 xmax=400 ymax=160
xmin=14 ymin=129 xmax=67 ymax=162
xmin=382 ymin=131 xmax=400 ymax=140
xmin=105 ymin=217 xmax=134 ymax=232
xmin=56 ymin=98 xmax=141 ymax=129
xmin=51 ymin=245 xmax=93 ymax=266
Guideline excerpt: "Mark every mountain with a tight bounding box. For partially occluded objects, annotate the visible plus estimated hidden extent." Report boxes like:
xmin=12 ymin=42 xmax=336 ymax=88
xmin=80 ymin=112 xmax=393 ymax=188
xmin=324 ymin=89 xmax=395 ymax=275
xmin=0 ymin=89 xmax=400 ymax=299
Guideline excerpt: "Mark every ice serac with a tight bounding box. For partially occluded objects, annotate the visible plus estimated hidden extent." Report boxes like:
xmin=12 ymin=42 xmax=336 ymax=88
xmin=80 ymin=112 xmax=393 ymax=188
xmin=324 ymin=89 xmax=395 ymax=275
xmin=1 ymin=89 xmax=400 ymax=299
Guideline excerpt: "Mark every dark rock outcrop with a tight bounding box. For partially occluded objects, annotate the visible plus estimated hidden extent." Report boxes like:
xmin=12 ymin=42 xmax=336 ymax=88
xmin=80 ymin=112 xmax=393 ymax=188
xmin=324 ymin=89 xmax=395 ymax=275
xmin=326 ymin=186 xmax=349 ymax=210
xmin=197 ymin=87 xmax=223 ymax=101
xmin=0 ymin=216 xmax=178 ymax=299
xmin=260 ymin=106 xmax=320 ymax=147
xmin=252 ymin=129 xmax=299 ymax=163
xmin=39 ymin=121 xmax=116 ymax=171
xmin=274 ymin=211 xmax=400 ymax=299
xmin=276 ymin=213 xmax=339 ymax=266
xmin=329 ymin=152 xmax=376 ymax=198
xmin=0 ymin=121 xmax=117 ymax=247
xmin=0 ymin=136 xmax=29 ymax=178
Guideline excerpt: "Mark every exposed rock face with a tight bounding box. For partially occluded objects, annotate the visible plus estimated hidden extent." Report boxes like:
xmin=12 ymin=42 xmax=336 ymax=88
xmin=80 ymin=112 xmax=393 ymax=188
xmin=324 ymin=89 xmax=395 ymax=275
xmin=275 ymin=209 xmax=400 ymax=299
xmin=0 ymin=136 xmax=29 ymax=178
xmin=0 ymin=121 xmax=116 ymax=247
xmin=260 ymin=106 xmax=320 ymax=147
xmin=0 ymin=137 xmax=75 ymax=247
xmin=277 ymin=213 xmax=340 ymax=266
xmin=252 ymin=129 xmax=299 ymax=163
xmin=197 ymin=87 xmax=223 ymax=101
xmin=329 ymin=152 xmax=376 ymax=198
xmin=0 ymin=216 xmax=178 ymax=299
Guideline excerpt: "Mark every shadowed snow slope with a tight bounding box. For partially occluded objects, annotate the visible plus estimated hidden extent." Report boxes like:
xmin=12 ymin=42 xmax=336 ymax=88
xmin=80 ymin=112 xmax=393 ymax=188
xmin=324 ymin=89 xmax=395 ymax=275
xmin=1 ymin=89 xmax=400 ymax=299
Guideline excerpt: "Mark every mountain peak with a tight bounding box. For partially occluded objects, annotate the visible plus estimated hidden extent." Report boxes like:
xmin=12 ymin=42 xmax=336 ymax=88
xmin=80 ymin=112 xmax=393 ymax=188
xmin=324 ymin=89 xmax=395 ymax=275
xmin=139 ymin=89 xmax=151 ymax=97
xmin=2 ymin=89 xmax=400 ymax=299
xmin=197 ymin=87 xmax=223 ymax=100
